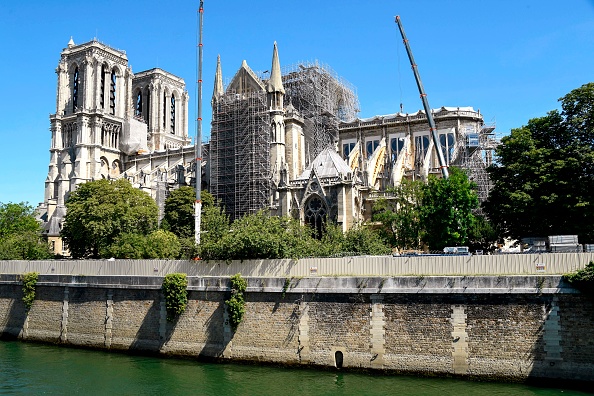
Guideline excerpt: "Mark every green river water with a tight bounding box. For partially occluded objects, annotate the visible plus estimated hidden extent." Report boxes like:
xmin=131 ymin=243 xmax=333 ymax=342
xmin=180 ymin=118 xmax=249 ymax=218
xmin=0 ymin=340 xmax=591 ymax=395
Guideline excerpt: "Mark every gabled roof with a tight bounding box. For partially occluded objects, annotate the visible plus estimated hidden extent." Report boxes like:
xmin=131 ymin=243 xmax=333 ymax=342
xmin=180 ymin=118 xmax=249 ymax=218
xmin=297 ymin=147 xmax=352 ymax=181
xmin=226 ymin=60 xmax=265 ymax=94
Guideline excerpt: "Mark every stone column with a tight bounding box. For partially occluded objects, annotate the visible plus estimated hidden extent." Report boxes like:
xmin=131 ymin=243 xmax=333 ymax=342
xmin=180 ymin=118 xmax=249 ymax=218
xmin=451 ymin=305 xmax=469 ymax=374
xmin=105 ymin=290 xmax=113 ymax=348
xmin=60 ymin=287 xmax=69 ymax=343
xmin=369 ymin=294 xmax=385 ymax=368
xmin=298 ymin=301 xmax=310 ymax=363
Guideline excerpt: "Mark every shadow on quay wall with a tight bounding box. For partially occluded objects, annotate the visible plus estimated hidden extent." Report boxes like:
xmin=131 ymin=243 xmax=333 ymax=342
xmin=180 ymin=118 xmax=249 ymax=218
xmin=0 ymin=283 xmax=26 ymax=339
xmin=129 ymin=290 xmax=163 ymax=352
xmin=128 ymin=290 xmax=231 ymax=358
xmin=199 ymin=292 xmax=228 ymax=358
xmin=525 ymin=283 xmax=594 ymax=384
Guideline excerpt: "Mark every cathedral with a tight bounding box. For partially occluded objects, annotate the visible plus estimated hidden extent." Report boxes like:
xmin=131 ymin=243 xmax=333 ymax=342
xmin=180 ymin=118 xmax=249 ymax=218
xmin=39 ymin=38 xmax=497 ymax=255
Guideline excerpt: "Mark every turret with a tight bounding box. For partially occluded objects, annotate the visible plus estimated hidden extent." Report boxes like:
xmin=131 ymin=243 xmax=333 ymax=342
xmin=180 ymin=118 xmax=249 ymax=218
xmin=268 ymin=42 xmax=287 ymax=205
xmin=212 ymin=55 xmax=224 ymax=106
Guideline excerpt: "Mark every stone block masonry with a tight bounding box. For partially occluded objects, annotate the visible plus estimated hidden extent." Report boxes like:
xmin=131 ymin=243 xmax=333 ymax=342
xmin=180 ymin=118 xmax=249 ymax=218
xmin=0 ymin=274 xmax=593 ymax=383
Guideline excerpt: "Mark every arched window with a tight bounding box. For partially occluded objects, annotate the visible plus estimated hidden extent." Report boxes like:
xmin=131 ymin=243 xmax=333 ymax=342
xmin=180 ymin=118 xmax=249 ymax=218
xmin=100 ymin=65 xmax=107 ymax=109
xmin=145 ymin=89 xmax=151 ymax=126
xmin=170 ymin=95 xmax=176 ymax=134
xmin=439 ymin=132 xmax=455 ymax=165
xmin=72 ymin=67 xmax=79 ymax=112
xmin=163 ymin=92 xmax=167 ymax=128
xmin=304 ymin=194 xmax=327 ymax=239
xmin=390 ymin=136 xmax=406 ymax=163
xmin=135 ymin=91 xmax=142 ymax=117
xmin=110 ymin=70 xmax=117 ymax=115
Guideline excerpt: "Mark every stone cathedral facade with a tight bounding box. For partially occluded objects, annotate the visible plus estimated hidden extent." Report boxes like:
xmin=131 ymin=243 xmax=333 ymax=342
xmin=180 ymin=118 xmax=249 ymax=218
xmin=39 ymin=38 xmax=496 ymax=255
xmin=39 ymin=38 xmax=195 ymax=255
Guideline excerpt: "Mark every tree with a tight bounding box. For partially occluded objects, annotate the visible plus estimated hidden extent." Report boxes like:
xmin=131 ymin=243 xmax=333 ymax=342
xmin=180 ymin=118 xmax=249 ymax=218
xmin=421 ymin=167 xmax=479 ymax=250
xmin=485 ymin=83 xmax=594 ymax=242
xmin=371 ymin=179 xmax=424 ymax=250
xmin=62 ymin=179 xmax=159 ymax=258
xmin=162 ymin=186 xmax=195 ymax=239
xmin=0 ymin=202 xmax=53 ymax=260
xmin=200 ymin=211 xmax=317 ymax=260
xmin=342 ymin=226 xmax=391 ymax=256
xmin=161 ymin=188 xmax=229 ymax=258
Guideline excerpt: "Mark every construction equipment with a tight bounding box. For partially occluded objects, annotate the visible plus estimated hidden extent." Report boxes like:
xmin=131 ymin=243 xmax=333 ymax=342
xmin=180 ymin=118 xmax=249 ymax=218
xmin=395 ymin=15 xmax=449 ymax=179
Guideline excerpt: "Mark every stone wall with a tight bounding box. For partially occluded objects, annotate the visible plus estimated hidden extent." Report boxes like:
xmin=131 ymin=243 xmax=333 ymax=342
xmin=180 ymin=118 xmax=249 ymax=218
xmin=1 ymin=274 xmax=593 ymax=382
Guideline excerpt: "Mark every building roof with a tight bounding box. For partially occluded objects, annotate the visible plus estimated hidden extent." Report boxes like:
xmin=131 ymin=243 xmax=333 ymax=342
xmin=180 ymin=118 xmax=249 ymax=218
xmin=297 ymin=147 xmax=352 ymax=181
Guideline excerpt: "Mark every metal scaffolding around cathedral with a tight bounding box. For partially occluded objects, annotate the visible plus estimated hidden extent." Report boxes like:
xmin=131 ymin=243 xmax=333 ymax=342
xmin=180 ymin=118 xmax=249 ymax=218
xmin=39 ymin=38 xmax=499 ymax=255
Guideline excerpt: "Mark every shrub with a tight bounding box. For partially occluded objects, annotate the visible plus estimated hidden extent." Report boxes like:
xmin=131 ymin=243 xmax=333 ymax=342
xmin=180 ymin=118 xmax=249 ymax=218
xmin=21 ymin=272 xmax=38 ymax=311
xmin=226 ymin=273 xmax=247 ymax=331
xmin=162 ymin=273 xmax=188 ymax=321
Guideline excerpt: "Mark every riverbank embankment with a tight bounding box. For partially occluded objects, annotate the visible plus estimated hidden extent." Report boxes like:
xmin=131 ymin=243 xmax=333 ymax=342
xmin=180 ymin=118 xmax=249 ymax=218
xmin=1 ymin=272 xmax=593 ymax=382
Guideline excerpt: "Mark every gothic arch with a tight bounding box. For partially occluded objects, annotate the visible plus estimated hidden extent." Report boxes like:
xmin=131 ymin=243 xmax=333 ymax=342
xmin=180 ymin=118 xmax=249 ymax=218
xmin=69 ymin=62 xmax=81 ymax=113
xmin=134 ymin=87 xmax=143 ymax=117
xmin=111 ymin=159 xmax=122 ymax=178
xmin=99 ymin=156 xmax=109 ymax=179
xmin=303 ymin=194 xmax=328 ymax=239
xmin=170 ymin=90 xmax=180 ymax=135
xmin=144 ymin=85 xmax=152 ymax=125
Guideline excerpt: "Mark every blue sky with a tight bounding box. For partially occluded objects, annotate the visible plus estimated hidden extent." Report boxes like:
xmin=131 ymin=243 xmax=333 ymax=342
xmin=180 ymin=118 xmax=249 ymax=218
xmin=1 ymin=0 xmax=593 ymax=207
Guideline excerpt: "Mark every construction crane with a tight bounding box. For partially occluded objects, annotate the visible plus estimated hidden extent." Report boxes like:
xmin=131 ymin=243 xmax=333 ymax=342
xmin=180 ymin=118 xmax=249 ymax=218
xmin=195 ymin=1 xmax=204 ymax=245
xmin=395 ymin=15 xmax=449 ymax=179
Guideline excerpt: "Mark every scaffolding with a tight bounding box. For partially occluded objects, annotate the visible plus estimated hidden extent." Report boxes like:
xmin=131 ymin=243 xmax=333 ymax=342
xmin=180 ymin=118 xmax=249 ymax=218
xmin=210 ymin=90 xmax=270 ymax=220
xmin=282 ymin=61 xmax=359 ymax=163
xmin=452 ymin=123 xmax=499 ymax=204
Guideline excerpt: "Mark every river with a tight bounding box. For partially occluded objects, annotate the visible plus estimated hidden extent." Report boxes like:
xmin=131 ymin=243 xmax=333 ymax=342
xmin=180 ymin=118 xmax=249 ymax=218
xmin=0 ymin=340 xmax=590 ymax=395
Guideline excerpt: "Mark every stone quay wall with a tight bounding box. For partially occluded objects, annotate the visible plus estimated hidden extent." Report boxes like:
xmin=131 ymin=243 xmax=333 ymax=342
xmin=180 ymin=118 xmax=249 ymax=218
xmin=1 ymin=274 xmax=593 ymax=382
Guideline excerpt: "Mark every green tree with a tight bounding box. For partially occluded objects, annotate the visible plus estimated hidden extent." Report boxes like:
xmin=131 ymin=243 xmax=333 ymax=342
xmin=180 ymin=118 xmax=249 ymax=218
xmin=421 ymin=167 xmax=479 ymax=250
xmin=161 ymin=188 xmax=229 ymax=258
xmin=201 ymin=211 xmax=317 ymax=260
xmin=0 ymin=202 xmax=53 ymax=260
xmin=371 ymin=179 xmax=424 ymax=250
xmin=162 ymin=186 xmax=195 ymax=239
xmin=100 ymin=233 xmax=148 ymax=259
xmin=101 ymin=229 xmax=181 ymax=259
xmin=485 ymin=83 xmax=594 ymax=242
xmin=342 ymin=226 xmax=391 ymax=256
xmin=62 ymin=179 xmax=159 ymax=258
xmin=146 ymin=230 xmax=181 ymax=259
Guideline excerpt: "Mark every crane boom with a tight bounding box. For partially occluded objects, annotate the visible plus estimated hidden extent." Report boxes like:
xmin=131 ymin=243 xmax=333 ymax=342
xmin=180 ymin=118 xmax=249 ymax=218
xmin=395 ymin=15 xmax=449 ymax=179
xmin=194 ymin=1 xmax=204 ymax=245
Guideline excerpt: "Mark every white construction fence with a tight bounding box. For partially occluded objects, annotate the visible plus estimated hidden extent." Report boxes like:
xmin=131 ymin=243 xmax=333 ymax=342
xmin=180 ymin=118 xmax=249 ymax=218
xmin=1 ymin=253 xmax=593 ymax=277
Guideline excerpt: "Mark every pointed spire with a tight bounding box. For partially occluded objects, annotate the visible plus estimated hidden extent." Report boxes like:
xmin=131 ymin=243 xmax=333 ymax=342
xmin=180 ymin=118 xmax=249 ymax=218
xmin=267 ymin=41 xmax=285 ymax=94
xmin=213 ymin=54 xmax=224 ymax=98
xmin=67 ymin=36 xmax=75 ymax=48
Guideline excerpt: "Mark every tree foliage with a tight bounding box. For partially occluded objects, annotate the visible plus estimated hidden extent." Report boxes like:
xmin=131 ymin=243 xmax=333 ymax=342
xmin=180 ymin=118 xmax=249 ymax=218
xmin=161 ymin=188 xmax=229 ymax=258
xmin=371 ymin=168 xmax=483 ymax=251
xmin=100 ymin=230 xmax=181 ymax=259
xmin=485 ymin=82 xmax=594 ymax=242
xmin=0 ymin=202 xmax=53 ymax=260
xmin=62 ymin=179 xmax=159 ymax=258
xmin=162 ymin=186 xmax=195 ymax=239
xmin=200 ymin=210 xmax=316 ymax=260
xmin=372 ymin=179 xmax=424 ymax=250
xmin=421 ymin=167 xmax=480 ymax=250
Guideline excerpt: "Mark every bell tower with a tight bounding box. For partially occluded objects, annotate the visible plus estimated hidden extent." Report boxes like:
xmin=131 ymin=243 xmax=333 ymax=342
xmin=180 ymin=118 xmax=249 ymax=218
xmin=43 ymin=38 xmax=134 ymax=251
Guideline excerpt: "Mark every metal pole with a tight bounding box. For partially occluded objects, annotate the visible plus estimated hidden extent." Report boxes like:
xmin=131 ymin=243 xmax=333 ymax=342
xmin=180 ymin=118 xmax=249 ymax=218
xmin=395 ymin=15 xmax=449 ymax=179
xmin=194 ymin=1 xmax=204 ymax=245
